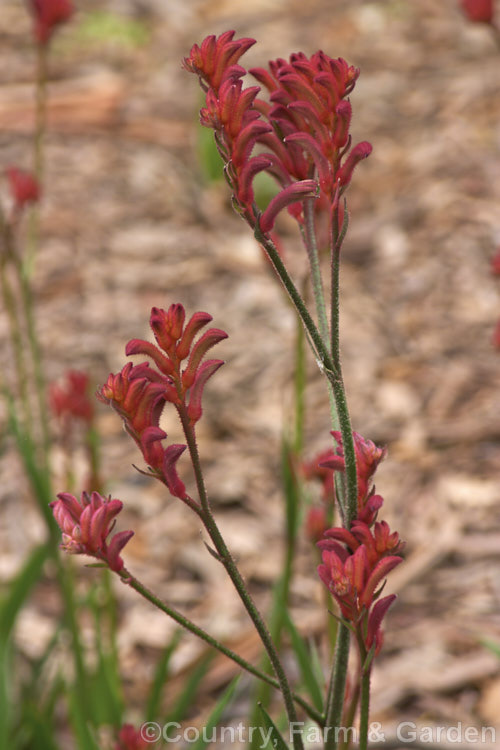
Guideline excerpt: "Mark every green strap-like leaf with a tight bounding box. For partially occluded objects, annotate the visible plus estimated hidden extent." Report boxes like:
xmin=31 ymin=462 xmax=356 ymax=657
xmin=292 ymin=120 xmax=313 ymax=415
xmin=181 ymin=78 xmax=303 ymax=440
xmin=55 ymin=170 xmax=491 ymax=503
xmin=284 ymin=612 xmax=324 ymax=713
xmin=190 ymin=676 xmax=240 ymax=750
xmin=257 ymin=703 xmax=290 ymax=750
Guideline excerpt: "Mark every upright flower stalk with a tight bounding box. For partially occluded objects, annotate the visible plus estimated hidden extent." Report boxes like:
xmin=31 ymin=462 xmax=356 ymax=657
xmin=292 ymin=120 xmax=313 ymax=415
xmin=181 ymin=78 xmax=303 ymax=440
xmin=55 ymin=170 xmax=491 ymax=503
xmin=50 ymin=30 xmax=404 ymax=750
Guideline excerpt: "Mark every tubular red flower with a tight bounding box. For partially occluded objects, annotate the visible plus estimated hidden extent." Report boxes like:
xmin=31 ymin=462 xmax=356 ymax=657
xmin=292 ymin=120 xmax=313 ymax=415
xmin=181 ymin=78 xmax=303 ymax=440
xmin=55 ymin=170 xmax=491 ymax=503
xmin=259 ymin=179 xmax=318 ymax=233
xmin=337 ymin=141 xmax=373 ymax=188
xmin=176 ymin=311 xmax=214 ymax=360
xmin=162 ymin=444 xmax=188 ymax=499
xmin=186 ymin=359 xmax=224 ymax=425
xmin=366 ymin=594 xmax=396 ymax=654
xmin=333 ymin=100 xmax=352 ymax=148
xmin=182 ymin=329 xmax=229 ymax=389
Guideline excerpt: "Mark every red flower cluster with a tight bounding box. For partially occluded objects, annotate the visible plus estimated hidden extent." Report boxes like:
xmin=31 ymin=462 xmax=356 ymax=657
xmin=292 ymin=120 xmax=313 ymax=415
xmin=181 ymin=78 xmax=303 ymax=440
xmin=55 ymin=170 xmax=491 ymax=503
xmin=98 ymin=304 xmax=227 ymax=499
xmin=50 ymin=491 xmax=133 ymax=572
xmin=184 ymin=31 xmax=371 ymax=234
xmin=316 ymin=431 xmax=403 ymax=656
xmin=461 ymin=0 xmax=494 ymax=24
xmin=49 ymin=370 xmax=94 ymax=424
xmin=28 ymin=0 xmax=74 ymax=45
xmin=6 ymin=167 xmax=40 ymax=211
xmin=319 ymin=431 xmax=387 ymax=523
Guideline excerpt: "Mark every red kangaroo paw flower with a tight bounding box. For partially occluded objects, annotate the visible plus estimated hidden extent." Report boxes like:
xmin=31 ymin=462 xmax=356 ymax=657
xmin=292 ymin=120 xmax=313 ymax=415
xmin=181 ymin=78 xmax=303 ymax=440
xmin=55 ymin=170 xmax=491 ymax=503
xmin=29 ymin=0 xmax=74 ymax=44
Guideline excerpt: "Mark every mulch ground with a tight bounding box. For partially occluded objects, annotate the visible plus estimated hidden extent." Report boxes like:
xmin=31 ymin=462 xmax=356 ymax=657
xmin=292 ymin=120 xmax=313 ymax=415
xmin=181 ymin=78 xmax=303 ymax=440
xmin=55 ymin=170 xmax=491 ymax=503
xmin=1 ymin=0 xmax=500 ymax=747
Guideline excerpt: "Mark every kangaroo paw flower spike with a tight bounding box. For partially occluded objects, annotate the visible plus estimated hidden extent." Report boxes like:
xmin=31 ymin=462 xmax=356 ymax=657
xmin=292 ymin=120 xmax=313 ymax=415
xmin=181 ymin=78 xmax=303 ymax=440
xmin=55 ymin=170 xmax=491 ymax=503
xmin=50 ymin=491 xmax=133 ymax=572
xmin=28 ymin=0 xmax=74 ymax=45
xmin=97 ymin=304 xmax=227 ymax=499
xmin=317 ymin=535 xmax=403 ymax=656
xmin=184 ymin=32 xmax=371 ymax=233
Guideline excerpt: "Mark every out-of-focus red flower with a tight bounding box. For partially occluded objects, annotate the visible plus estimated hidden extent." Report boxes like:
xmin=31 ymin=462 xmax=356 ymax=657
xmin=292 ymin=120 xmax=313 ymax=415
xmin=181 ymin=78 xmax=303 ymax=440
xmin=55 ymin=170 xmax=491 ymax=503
xmin=98 ymin=304 xmax=227 ymax=499
xmin=302 ymin=448 xmax=339 ymax=503
xmin=461 ymin=0 xmax=494 ymax=23
xmin=6 ymin=167 xmax=40 ymax=210
xmin=50 ymin=491 xmax=133 ymax=572
xmin=184 ymin=32 xmax=371 ymax=234
xmin=490 ymin=249 xmax=500 ymax=275
xmin=49 ymin=370 xmax=94 ymax=424
xmin=493 ymin=318 xmax=500 ymax=349
xmin=115 ymin=724 xmax=148 ymax=750
xmin=305 ymin=506 xmax=328 ymax=543
xmin=29 ymin=0 xmax=74 ymax=44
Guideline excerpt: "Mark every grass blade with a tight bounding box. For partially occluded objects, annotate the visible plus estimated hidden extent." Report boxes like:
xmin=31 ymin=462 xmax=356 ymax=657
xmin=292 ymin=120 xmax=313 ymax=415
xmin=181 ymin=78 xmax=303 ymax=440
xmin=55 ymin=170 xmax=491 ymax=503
xmin=284 ymin=612 xmax=324 ymax=712
xmin=190 ymin=676 xmax=240 ymax=750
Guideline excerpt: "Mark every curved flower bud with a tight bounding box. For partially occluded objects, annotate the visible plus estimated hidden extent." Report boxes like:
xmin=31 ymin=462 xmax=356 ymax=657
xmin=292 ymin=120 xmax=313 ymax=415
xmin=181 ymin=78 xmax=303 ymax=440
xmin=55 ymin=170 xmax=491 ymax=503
xmin=176 ymin=311 xmax=213 ymax=360
xmin=284 ymin=133 xmax=331 ymax=190
xmin=107 ymin=530 xmax=135 ymax=573
xmin=162 ymin=444 xmax=187 ymax=499
xmin=366 ymin=594 xmax=396 ymax=653
xmin=186 ymin=359 xmax=224 ymax=425
xmin=333 ymin=100 xmax=352 ymax=148
xmin=125 ymin=339 xmax=174 ymax=377
xmin=259 ymin=179 xmax=318 ymax=233
xmin=360 ymin=555 xmax=403 ymax=608
xmin=182 ymin=330 xmax=228 ymax=389
xmin=337 ymin=141 xmax=373 ymax=188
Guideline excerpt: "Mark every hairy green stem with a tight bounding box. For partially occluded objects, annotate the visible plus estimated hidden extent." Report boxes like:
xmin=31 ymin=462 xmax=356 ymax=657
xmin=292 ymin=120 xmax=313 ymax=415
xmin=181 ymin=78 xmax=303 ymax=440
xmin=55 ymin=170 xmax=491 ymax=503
xmin=324 ymin=623 xmax=350 ymax=750
xmin=358 ymin=661 xmax=371 ymax=750
xmin=302 ymin=200 xmax=340 ymax=432
xmin=118 ymin=567 xmax=323 ymax=726
xmin=303 ymin=198 xmax=330 ymax=346
xmin=254 ymin=227 xmax=338 ymax=382
xmin=178 ymin=406 xmax=305 ymax=750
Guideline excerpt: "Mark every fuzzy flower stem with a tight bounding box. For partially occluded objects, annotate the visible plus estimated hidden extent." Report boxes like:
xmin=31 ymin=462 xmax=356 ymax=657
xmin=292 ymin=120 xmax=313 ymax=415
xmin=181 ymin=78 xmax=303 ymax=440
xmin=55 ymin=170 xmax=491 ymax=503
xmin=324 ymin=623 xmax=350 ymax=750
xmin=302 ymin=197 xmax=330 ymax=347
xmin=323 ymin=201 xmax=359 ymax=750
xmin=254 ymin=227 xmax=339 ymax=382
xmin=117 ymin=567 xmax=323 ymax=725
xmin=18 ymin=264 xmax=51 ymax=467
xmin=302 ymin=198 xmax=340 ymax=434
xmin=177 ymin=404 xmax=305 ymax=750
xmin=0 ymin=223 xmax=32 ymax=429
xmin=359 ymin=662 xmax=372 ymax=750
xmin=34 ymin=42 xmax=47 ymax=192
